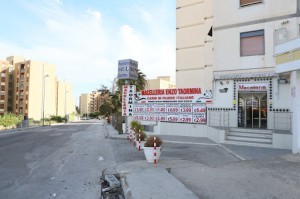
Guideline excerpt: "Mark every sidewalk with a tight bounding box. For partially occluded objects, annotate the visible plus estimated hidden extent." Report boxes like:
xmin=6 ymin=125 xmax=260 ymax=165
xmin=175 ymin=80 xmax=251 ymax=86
xmin=107 ymin=125 xmax=198 ymax=199
xmin=107 ymin=124 xmax=297 ymax=199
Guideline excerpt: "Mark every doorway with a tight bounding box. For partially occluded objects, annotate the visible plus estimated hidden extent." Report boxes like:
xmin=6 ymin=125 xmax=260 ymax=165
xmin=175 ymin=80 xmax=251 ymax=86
xmin=238 ymin=92 xmax=267 ymax=129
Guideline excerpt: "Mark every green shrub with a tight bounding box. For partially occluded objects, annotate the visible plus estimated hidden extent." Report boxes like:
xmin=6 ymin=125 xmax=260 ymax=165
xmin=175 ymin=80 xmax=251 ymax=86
xmin=135 ymin=131 xmax=147 ymax=141
xmin=144 ymin=135 xmax=163 ymax=147
xmin=50 ymin=115 xmax=66 ymax=123
xmin=0 ymin=113 xmax=22 ymax=127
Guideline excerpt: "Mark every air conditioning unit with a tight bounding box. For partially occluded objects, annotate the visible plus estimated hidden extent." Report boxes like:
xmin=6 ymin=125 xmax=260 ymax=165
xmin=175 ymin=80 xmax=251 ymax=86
xmin=274 ymin=28 xmax=288 ymax=45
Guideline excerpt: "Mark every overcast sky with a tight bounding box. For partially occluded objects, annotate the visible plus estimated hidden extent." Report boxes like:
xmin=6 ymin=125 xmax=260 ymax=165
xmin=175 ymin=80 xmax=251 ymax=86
xmin=0 ymin=0 xmax=176 ymax=103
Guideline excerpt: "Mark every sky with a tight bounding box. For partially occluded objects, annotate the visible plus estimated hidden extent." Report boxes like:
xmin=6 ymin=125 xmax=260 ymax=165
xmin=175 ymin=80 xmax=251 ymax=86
xmin=0 ymin=0 xmax=176 ymax=104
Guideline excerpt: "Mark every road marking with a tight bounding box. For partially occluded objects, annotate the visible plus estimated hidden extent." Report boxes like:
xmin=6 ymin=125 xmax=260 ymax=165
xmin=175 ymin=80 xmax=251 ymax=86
xmin=217 ymin=144 xmax=246 ymax=160
xmin=50 ymin=177 xmax=55 ymax=180
xmin=164 ymin=140 xmax=218 ymax=146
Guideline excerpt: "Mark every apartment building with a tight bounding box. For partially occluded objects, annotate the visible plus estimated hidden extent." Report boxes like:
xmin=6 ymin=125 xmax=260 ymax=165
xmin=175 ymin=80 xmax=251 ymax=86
xmin=210 ymin=0 xmax=300 ymax=151
xmin=80 ymin=93 xmax=91 ymax=115
xmin=1 ymin=56 xmax=75 ymax=120
xmin=146 ymin=76 xmax=176 ymax=90
xmin=176 ymin=0 xmax=213 ymax=89
xmin=56 ymin=81 xmax=76 ymax=117
xmin=0 ymin=61 xmax=14 ymax=114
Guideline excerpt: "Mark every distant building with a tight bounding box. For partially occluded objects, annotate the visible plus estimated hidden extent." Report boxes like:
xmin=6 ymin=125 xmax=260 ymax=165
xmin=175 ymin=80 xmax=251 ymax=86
xmin=0 ymin=56 xmax=75 ymax=120
xmin=0 ymin=60 xmax=14 ymax=114
xmin=79 ymin=89 xmax=109 ymax=115
xmin=56 ymin=81 xmax=76 ymax=117
xmin=146 ymin=76 xmax=176 ymax=90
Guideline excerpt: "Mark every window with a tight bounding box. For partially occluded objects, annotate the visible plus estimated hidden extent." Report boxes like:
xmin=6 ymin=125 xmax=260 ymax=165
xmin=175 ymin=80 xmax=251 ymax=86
xmin=240 ymin=30 xmax=264 ymax=56
xmin=240 ymin=0 xmax=262 ymax=7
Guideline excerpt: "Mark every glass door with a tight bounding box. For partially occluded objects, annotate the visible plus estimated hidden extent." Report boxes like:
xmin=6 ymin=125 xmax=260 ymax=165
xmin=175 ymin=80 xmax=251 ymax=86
xmin=238 ymin=92 xmax=267 ymax=129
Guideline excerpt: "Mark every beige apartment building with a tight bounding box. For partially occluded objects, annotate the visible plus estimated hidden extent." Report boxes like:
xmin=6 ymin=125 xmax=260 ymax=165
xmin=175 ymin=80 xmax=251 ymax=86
xmin=156 ymin=0 xmax=299 ymax=151
xmin=56 ymin=81 xmax=76 ymax=117
xmin=1 ymin=56 xmax=75 ymax=120
xmin=208 ymin=0 xmax=300 ymax=152
xmin=79 ymin=90 xmax=110 ymax=115
xmin=176 ymin=0 xmax=213 ymax=89
xmin=0 ymin=61 xmax=14 ymax=114
xmin=146 ymin=76 xmax=176 ymax=90
xmin=79 ymin=93 xmax=91 ymax=115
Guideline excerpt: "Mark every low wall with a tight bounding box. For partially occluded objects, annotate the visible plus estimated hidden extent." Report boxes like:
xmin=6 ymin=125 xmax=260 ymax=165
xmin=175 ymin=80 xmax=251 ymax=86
xmin=139 ymin=121 xmax=226 ymax=143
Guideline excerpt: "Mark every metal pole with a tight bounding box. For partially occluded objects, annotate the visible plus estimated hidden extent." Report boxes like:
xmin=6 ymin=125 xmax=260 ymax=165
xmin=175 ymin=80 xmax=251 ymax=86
xmin=42 ymin=75 xmax=48 ymax=127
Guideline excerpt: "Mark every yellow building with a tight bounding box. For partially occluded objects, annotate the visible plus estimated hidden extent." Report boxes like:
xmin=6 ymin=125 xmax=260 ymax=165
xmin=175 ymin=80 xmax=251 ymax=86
xmin=79 ymin=93 xmax=91 ymax=115
xmin=1 ymin=56 xmax=75 ymax=120
xmin=56 ymin=81 xmax=76 ymax=117
xmin=0 ymin=60 xmax=14 ymax=114
xmin=146 ymin=76 xmax=176 ymax=90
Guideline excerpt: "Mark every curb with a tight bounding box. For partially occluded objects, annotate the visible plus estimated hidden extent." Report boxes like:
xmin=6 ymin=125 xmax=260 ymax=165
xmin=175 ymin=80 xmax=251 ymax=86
xmin=109 ymin=135 xmax=127 ymax=140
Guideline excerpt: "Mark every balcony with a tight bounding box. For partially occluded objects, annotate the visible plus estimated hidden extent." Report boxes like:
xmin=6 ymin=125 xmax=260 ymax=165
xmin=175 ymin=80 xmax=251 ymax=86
xmin=275 ymin=37 xmax=300 ymax=73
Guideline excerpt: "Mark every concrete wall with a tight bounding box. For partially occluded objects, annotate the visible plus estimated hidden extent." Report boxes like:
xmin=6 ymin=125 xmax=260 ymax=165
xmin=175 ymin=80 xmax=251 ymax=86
xmin=214 ymin=0 xmax=297 ymax=28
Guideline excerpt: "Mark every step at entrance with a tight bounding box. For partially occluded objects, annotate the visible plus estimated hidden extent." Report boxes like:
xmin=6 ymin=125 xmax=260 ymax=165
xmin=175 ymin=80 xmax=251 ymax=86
xmin=225 ymin=128 xmax=273 ymax=147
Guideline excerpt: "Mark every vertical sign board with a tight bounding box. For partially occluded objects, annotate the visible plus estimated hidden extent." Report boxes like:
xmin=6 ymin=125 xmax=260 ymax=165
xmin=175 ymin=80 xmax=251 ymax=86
xmin=118 ymin=59 xmax=138 ymax=80
xmin=122 ymin=85 xmax=136 ymax=116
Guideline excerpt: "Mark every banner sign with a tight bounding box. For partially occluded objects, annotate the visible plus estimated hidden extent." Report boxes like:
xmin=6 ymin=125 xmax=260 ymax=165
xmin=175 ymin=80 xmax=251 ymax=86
xmin=238 ymin=83 xmax=268 ymax=91
xmin=133 ymin=103 xmax=207 ymax=124
xmin=122 ymin=85 xmax=136 ymax=116
xmin=118 ymin=59 xmax=138 ymax=80
xmin=135 ymin=88 xmax=213 ymax=104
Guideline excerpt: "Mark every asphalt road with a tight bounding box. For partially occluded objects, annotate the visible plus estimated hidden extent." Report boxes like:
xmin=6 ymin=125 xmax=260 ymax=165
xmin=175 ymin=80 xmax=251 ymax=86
xmin=0 ymin=120 xmax=115 ymax=199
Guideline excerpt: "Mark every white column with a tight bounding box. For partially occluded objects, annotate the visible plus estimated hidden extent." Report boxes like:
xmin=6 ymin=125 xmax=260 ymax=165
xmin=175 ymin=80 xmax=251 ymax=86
xmin=291 ymin=71 xmax=300 ymax=153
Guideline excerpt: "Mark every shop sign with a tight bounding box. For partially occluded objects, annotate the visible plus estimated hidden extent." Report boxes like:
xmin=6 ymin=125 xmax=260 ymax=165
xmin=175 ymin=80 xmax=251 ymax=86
xmin=122 ymin=85 xmax=136 ymax=116
xmin=133 ymin=103 xmax=207 ymax=124
xmin=118 ymin=59 xmax=138 ymax=80
xmin=238 ymin=83 xmax=268 ymax=91
xmin=135 ymin=88 xmax=213 ymax=104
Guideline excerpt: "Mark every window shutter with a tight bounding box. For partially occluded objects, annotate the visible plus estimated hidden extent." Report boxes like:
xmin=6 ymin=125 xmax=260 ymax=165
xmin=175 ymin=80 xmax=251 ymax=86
xmin=241 ymin=35 xmax=264 ymax=56
xmin=240 ymin=0 xmax=262 ymax=6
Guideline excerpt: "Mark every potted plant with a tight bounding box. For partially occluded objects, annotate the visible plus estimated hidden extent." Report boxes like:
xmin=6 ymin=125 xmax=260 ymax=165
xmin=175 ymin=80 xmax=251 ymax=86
xmin=143 ymin=135 xmax=163 ymax=163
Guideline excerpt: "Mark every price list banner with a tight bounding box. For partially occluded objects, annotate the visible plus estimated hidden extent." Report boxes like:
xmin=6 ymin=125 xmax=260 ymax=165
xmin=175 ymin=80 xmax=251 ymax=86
xmin=133 ymin=103 xmax=207 ymax=124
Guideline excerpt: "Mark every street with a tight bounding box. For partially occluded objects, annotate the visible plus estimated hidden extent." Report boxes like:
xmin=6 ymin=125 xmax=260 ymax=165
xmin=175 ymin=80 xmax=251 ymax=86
xmin=0 ymin=120 xmax=114 ymax=199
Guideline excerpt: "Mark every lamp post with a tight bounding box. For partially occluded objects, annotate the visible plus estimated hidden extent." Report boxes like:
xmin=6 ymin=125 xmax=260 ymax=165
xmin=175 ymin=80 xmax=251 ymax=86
xmin=42 ymin=74 xmax=49 ymax=127
xmin=65 ymin=90 xmax=69 ymax=123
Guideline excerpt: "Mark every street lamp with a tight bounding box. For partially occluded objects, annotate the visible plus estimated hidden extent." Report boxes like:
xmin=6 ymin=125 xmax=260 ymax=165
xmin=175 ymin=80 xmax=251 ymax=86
xmin=65 ymin=90 xmax=69 ymax=123
xmin=42 ymin=74 xmax=49 ymax=127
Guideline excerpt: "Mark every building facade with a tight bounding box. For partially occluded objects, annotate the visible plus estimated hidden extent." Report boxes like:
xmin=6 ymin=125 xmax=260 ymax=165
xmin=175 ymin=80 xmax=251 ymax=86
xmin=79 ymin=93 xmax=91 ymax=115
xmin=1 ymin=56 xmax=75 ymax=120
xmin=176 ymin=0 xmax=213 ymax=89
xmin=145 ymin=0 xmax=299 ymax=151
xmin=209 ymin=0 xmax=299 ymax=151
xmin=0 ymin=61 xmax=14 ymax=115
xmin=146 ymin=76 xmax=176 ymax=90
xmin=57 ymin=81 xmax=76 ymax=117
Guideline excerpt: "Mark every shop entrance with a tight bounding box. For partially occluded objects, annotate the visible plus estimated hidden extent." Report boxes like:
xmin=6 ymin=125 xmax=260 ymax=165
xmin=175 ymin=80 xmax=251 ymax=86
xmin=238 ymin=92 xmax=267 ymax=129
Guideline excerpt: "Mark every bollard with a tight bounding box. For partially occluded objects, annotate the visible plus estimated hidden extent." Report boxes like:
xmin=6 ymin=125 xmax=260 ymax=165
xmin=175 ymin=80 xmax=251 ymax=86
xmin=133 ymin=128 xmax=136 ymax=146
xmin=126 ymin=125 xmax=129 ymax=140
xmin=138 ymin=130 xmax=141 ymax=151
xmin=154 ymin=136 xmax=157 ymax=165
xmin=129 ymin=128 xmax=132 ymax=143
